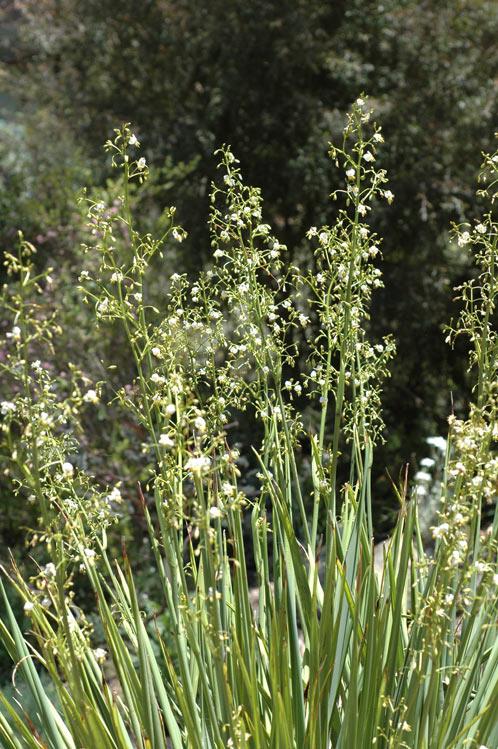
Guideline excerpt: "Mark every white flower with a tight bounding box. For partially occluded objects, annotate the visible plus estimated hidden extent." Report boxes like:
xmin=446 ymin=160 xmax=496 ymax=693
xmin=476 ymin=223 xmax=486 ymax=234
xmin=358 ymin=204 xmax=368 ymax=216
xmin=356 ymin=97 xmax=365 ymax=107
xmin=83 ymin=548 xmax=96 ymax=559
xmin=43 ymin=563 xmax=56 ymax=578
xmin=7 ymin=326 xmax=21 ymax=341
xmin=62 ymin=462 xmax=74 ymax=477
xmin=1 ymin=401 xmax=16 ymax=415
xmin=214 ymin=248 xmax=224 ymax=258
xmin=194 ymin=416 xmax=207 ymax=433
xmin=151 ymin=347 xmax=161 ymax=357
xmin=107 ymin=486 xmax=122 ymax=503
xmin=93 ymin=647 xmax=107 ymax=663
xmin=165 ymin=403 xmax=176 ymax=416
xmin=493 ymin=573 xmax=498 ymax=586
xmin=209 ymin=506 xmax=222 ymax=519
xmin=298 ymin=314 xmax=310 ymax=327
xmin=346 ymin=168 xmax=355 ymax=180
xmin=420 ymin=457 xmax=435 ymax=468
xmin=24 ymin=601 xmax=35 ymax=613
xmin=457 ymin=231 xmax=471 ymax=247
xmin=159 ymin=433 xmax=174 ymax=448
xmin=363 ymin=151 xmax=375 ymax=163
xmin=432 ymin=522 xmax=450 ymax=540
xmin=185 ymin=455 xmax=211 ymax=474
xmin=384 ymin=190 xmax=394 ymax=204
xmin=415 ymin=471 xmax=431 ymax=482
xmin=128 ymin=133 xmax=139 ymax=146
xmin=97 ymin=298 xmax=110 ymax=315
xmin=222 ymin=482 xmax=236 ymax=497
xmin=136 ymin=157 xmax=147 ymax=170
xmin=359 ymin=227 xmax=369 ymax=239
xmin=444 ymin=593 xmax=454 ymax=605
xmin=373 ymin=132 xmax=384 ymax=143
xmin=83 ymin=389 xmax=99 ymax=404
xmin=307 ymin=226 xmax=318 ymax=238
xmin=172 ymin=228 xmax=184 ymax=242
xmin=110 ymin=271 xmax=123 ymax=283
xmin=449 ymin=550 xmax=463 ymax=565
xmin=151 ymin=373 xmax=165 ymax=385
xmin=426 ymin=436 xmax=446 ymax=452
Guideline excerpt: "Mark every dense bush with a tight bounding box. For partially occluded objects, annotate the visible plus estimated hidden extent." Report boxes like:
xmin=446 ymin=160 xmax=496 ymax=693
xmin=0 ymin=101 xmax=497 ymax=747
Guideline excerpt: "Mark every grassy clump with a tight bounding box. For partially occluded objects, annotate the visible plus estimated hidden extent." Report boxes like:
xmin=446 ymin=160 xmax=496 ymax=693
xmin=0 ymin=99 xmax=498 ymax=748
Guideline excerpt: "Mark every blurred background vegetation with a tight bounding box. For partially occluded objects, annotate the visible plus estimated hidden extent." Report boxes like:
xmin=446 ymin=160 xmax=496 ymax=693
xmin=0 ymin=0 xmax=497 ymax=547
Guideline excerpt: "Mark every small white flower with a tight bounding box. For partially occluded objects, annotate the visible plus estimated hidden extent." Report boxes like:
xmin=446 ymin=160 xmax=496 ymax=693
xmin=356 ymin=97 xmax=365 ymax=107
xmin=151 ymin=347 xmax=161 ymax=357
xmin=358 ymin=204 xmax=368 ymax=216
xmin=307 ymin=226 xmax=318 ymax=238
xmin=359 ymin=227 xmax=369 ymax=239
xmin=346 ymin=168 xmax=355 ymax=180
xmin=151 ymin=373 xmax=165 ymax=385
xmin=194 ymin=416 xmax=207 ymax=433
xmin=93 ymin=647 xmax=107 ymax=663
xmin=457 ymin=231 xmax=471 ymax=247
xmin=476 ymin=223 xmax=486 ymax=234
xmin=209 ymin=506 xmax=222 ymax=519
xmin=83 ymin=548 xmax=96 ymax=559
xmin=373 ymin=132 xmax=384 ymax=143
xmin=213 ymin=248 xmax=224 ymax=258
xmin=1 ymin=401 xmax=16 ymax=415
xmin=384 ymin=190 xmax=394 ymax=204
xmin=222 ymin=482 xmax=236 ymax=497
xmin=426 ymin=436 xmax=446 ymax=452
xmin=111 ymin=271 xmax=123 ymax=283
xmin=444 ymin=593 xmax=454 ymax=605
xmin=107 ymin=486 xmax=122 ymax=503
xmin=165 ymin=403 xmax=176 ymax=416
xmin=97 ymin=298 xmax=110 ymax=315
xmin=432 ymin=522 xmax=450 ymax=540
xmin=159 ymin=433 xmax=174 ymax=448
xmin=415 ymin=471 xmax=431 ymax=482
xmin=128 ymin=133 xmax=139 ymax=146
xmin=43 ymin=563 xmax=56 ymax=578
xmin=83 ymin=389 xmax=99 ymax=404
xmin=136 ymin=157 xmax=147 ymax=170
xmin=172 ymin=228 xmax=184 ymax=242
xmin=23 ymin=601 xmax=35 ymax=613
xmin=363 ymin=151 xmax=375 ymax=163
xmin=7 ymin=326 xmax=21 ymax=341
xmin=493 ymin=573 xmax=498 ymax=585
xmin=185 ymin=455 xmax=211 ymax=474
xmin=420 ymin=457 xmax=435 ymax=468
xmin=62 ymin=462 xmax=74 ymax=477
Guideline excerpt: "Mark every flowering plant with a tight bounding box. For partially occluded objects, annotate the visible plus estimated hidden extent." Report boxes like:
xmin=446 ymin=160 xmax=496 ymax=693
xmin=1 ymin=99 xmax=498 ymax=748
